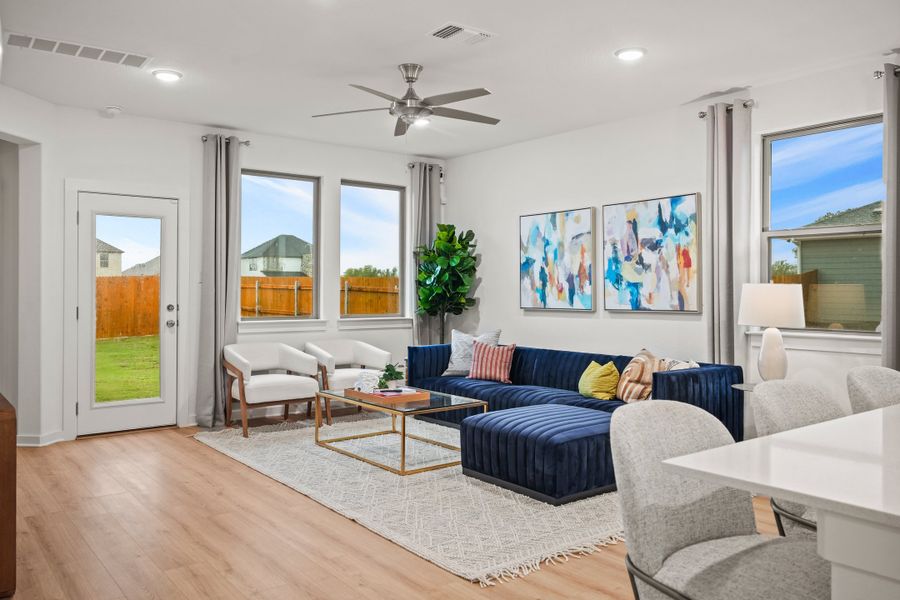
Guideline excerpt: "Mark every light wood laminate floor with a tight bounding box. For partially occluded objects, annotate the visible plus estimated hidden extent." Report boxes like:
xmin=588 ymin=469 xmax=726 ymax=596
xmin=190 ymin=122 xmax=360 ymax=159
xmin=16 ymin=419 xmax=778 ymax=600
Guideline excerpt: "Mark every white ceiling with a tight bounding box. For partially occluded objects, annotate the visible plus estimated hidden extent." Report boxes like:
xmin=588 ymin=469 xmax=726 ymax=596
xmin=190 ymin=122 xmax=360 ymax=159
xmin=1 ymin=0 xmax=898 ymax=158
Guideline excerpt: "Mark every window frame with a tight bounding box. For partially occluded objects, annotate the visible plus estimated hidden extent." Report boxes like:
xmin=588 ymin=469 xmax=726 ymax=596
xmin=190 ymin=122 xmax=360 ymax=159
xmin=761 ymin=114 xmax=883 ymax=334
xmin=338 ymin=179 xmax=406 ymax=319
xmin=239 ymin=169 xmax=321 ymax=321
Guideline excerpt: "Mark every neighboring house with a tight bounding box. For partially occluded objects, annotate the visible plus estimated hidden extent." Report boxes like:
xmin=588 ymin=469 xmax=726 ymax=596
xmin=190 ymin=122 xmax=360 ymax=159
xmin=123 ymin=256 xmax=160 ymax=276
xmin=241 ymin=234 xmax=313 ymax=277
xmin=96 ymin=239 xmax=124 ymax=277
xmin=791 ymin=201 xmax=882 ymax=329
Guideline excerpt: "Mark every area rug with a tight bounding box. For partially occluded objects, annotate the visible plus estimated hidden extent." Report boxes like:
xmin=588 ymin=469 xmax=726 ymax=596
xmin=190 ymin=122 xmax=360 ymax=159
xmin=194 ymin=415 xmax=623 ymax=585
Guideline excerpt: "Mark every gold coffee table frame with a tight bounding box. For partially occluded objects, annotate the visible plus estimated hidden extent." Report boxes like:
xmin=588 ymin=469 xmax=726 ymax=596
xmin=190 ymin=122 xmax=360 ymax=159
xmin=314 ymin=390 xmax=488 ymax=476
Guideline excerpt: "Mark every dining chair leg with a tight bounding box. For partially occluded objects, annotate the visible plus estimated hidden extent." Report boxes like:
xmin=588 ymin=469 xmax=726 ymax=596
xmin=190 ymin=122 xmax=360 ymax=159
xmin=240 ymin=400 xmax=249 ymax=438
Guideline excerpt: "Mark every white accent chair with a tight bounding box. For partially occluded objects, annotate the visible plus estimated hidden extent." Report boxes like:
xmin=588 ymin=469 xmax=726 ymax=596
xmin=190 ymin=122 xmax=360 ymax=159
xmin=304 ymin=340 xmax=392 ymax=391
xmin=847 ymin=365 xmax=900 ymax=413
xmin=610 ymin=400 xmax=830 ymax=600
xmin=223 ymin=342 xmax=323 ymax=438
xmin=752 ymin=380 xmax=848 ymax=536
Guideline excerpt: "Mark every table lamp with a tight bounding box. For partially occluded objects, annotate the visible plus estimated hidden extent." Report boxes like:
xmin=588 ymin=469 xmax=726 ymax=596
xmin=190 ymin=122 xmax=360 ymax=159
xmin=738 ymin=283 xmax=805 ymax=380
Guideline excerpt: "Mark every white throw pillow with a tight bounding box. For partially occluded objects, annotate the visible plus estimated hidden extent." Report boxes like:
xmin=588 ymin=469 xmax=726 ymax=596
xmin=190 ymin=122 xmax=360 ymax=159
xmin=664 ymin=358 xmax=701 ymax=371
xmin=443 ymin=329 xmax=502 ymax=376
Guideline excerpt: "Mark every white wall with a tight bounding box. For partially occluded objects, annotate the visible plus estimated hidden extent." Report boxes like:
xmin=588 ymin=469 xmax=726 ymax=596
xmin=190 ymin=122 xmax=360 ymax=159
xmin=0 ymin=139 xmax=17 ymax=409
xmin=0 ymin=83 xmax=433 ymax=444
xmin=445 ymin=58 xmax=887 ymax=407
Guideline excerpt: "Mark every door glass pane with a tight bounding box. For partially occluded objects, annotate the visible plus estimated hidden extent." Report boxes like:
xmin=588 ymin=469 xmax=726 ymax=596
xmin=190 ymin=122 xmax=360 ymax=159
xmin=769 ymin=235 xmax=882 ymax=332
xmin=95 ymin=215 xmax=161 ymax=402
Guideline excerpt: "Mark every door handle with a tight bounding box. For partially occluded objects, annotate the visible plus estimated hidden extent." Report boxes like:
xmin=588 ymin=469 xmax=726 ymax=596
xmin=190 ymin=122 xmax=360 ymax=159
xmin=166 ymin=320 xmax=176 ymax=328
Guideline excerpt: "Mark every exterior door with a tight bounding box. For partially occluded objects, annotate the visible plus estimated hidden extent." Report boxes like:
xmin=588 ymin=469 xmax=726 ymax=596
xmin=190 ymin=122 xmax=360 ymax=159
xmin=76 ymin=192 xmax=178 ymax=435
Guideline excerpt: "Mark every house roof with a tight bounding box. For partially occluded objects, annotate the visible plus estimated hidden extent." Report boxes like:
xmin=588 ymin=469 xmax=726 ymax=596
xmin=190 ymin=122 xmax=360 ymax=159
xmin=123 ymin=256 xmax=160 ymax=276
xmin=805 ymin=201 xmax=883 ymax=227
xmin=241 ymin=234 xmax=311 ymax=259
xmin=96 ymin=239 xmax=124 ymax=254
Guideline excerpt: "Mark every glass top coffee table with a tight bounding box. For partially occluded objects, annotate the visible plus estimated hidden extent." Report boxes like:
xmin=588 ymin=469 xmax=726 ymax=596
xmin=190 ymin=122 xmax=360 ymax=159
xmin=314 ymin=388 xmax=487 ymax=476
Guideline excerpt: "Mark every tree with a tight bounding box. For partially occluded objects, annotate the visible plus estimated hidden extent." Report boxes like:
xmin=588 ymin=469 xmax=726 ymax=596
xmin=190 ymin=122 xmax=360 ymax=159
xmin=771 ymin=260 xmax=798 ymax=277
xmin=415 ymin=224 xmax=477 ymax=344
xmin=342 ymin=265 xmax=398 ymax=278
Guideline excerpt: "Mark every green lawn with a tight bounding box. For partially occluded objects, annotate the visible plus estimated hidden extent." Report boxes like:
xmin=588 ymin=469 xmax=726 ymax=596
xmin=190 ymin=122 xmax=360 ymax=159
xmin=95 ymin=335 xmax=160 ymax=402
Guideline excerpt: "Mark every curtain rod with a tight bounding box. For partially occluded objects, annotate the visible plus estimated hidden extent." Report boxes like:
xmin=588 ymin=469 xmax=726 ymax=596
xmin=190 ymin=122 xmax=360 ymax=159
xmin=874 ymin=67 xmax=900 ymax=79
xmin=201 ymin=135 xmax=251 ymax=146
xmin=697 ymin=99 xmax=755 ymax=119
xmin=407 ymin=162 xmax=441 ymax=170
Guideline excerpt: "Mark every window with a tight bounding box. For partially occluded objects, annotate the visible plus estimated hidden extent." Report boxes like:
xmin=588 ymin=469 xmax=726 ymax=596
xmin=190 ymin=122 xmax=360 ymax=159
xmin=99 ymin=253 xmax=109 ymax=269
xmin=339 ymin=181 xmax=404 ymax=316
xmin=763 ymin=116 xmax=884 ymax=332
xmin=240 ymin=170 xmax=319 ymax=319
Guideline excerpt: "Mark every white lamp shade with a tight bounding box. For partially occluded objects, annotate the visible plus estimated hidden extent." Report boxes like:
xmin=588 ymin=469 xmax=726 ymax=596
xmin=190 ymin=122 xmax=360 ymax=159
xmin=738 ymin=283 xmax=805 ymax=328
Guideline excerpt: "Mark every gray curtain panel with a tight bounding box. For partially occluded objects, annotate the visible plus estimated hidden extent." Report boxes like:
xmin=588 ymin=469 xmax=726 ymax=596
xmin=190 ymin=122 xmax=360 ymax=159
xmin=883 ymin=64 xmax=900 ymax=369
xmin=411 ymin=162 xmax=442 ymax=345
xmin=195 ymin=135 xmax=241 ymax=427
xmin=706 ymin=102 xmax=752 ymax=365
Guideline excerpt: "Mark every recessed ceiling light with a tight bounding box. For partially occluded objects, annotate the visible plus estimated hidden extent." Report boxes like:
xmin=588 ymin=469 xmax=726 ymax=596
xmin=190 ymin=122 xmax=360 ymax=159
xmin=414 ymin=118 xmax=430 ymax=127
xmin=152 ymin=69 xmax=183 ymax=83
xmin=614 ymin=48 xmax=646 ymax=62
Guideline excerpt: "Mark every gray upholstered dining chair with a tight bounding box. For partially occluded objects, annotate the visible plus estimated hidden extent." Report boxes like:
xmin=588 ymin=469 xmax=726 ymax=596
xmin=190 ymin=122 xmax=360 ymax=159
xmin=847 ymin=366 xmax=900 ymax=414
xmin=752 ymin=380 xmax=848 ymax=536
xmin=610 ymin=400 xmax=830 ymax=600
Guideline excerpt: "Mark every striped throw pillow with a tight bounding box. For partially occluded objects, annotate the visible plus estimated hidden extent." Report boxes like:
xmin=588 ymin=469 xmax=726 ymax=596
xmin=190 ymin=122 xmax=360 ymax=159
xmin=616 ymin=349 xmax=662 ymax=402
xmin=468 ymin=341 xmax=516 ymax=384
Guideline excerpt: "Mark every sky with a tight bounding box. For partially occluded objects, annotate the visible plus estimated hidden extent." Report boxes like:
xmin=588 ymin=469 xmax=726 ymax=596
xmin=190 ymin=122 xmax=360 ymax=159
xmin=769 ymin=121 xmax=884 ymax=264
xmin=96 ymin=215 xmax=161 ymax=271
xmin=339 ymin=184 xmax=400 ymax=273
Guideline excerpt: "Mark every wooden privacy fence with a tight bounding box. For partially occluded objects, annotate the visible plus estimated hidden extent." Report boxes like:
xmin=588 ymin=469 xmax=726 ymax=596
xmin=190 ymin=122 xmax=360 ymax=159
xmin=94 ymin=275 xmax=401 ymax=339
xmin=241 ymin=276 xmax=400 ymax=317
xmin=95 ymin=275 xmax=160 ymax=339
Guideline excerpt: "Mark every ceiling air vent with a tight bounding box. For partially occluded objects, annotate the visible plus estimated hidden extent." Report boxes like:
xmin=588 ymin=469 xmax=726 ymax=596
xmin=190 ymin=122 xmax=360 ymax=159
xmin=4 ymin=32 xmax=151 ymax=69
xmin=429 ymin=23 xmax=494 ymax=45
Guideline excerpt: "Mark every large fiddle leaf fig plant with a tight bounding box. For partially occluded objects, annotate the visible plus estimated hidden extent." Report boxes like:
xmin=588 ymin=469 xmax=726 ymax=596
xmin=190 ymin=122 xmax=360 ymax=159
xmin=415 ymin=224 xmax=477 ymax=344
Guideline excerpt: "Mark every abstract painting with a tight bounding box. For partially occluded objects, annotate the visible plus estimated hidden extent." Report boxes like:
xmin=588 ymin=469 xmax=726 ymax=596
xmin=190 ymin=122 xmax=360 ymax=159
xmin=519 ymin=207 xmax=594 ymax=311
xmin=603 ymin=194 xmax=700 ymax=312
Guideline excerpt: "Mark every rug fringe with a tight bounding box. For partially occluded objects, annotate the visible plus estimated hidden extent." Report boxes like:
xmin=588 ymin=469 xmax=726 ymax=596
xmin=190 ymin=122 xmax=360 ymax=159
xmin=476 ymin=533 xmax=625 ymax=587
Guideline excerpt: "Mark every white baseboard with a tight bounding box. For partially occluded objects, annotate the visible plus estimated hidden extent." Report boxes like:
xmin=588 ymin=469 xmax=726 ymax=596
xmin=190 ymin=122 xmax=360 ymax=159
xmin=17 ymin=430 xmax=67 ymax=447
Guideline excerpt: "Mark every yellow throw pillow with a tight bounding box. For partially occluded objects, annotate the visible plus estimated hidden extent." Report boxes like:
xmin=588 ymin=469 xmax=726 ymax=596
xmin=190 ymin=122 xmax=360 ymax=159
xmin=578 ymin=361 xmax=620 ymax=401
xmin=617 ymin=348 xmax=663 ymax=402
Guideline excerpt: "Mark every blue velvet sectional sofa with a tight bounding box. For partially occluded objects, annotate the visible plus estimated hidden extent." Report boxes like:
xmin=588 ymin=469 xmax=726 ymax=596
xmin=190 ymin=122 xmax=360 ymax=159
xmin=407 ymin=344 xmax=745 ymax=441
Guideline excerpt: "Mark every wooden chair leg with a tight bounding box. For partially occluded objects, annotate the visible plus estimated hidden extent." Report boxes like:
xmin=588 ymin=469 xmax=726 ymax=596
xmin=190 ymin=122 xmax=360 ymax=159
xmin=283 ymin=403 xmax=290 ymax=420
xmin=306 ymin=401 xmax=312 ymax=419
xmin=240 ymin=399 xmax=249 ymax=438
xmin=326 ymin=398 xmax=333 ymax=426
xmin=225 ymin=396 xmax=233 ymax=427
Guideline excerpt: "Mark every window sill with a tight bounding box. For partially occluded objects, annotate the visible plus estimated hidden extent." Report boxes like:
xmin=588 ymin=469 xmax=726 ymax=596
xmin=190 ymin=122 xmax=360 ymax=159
xmin=744 ymin=329 xmax=880 ymax=343
xmin=337 ymin=316 xmax=413 ymax=331
xmin=238 ymin=318 xmax=328 ymax=334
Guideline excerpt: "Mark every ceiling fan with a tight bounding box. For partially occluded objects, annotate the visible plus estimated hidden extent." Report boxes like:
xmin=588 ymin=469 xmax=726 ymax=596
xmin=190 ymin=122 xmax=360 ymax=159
xmin=312 ymin=63 xmax=500 ymax=136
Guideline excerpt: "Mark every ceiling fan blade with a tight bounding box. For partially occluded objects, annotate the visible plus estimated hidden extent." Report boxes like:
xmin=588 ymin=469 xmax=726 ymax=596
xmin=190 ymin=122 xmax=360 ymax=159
xmin=423 ymin=88 xmax=491 ymax=106
xmin=311 ymin=107 xmax=388 ymax=118
xmin=394 ymin=118 xmax=409 ymax=137
xmin=431 ymin=106 xmax=500 ymax=125
xmin=349 ymin=84 xmax=401 ymax=103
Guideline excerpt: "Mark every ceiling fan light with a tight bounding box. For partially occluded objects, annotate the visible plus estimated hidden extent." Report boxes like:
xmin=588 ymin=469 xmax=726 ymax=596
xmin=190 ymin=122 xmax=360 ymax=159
xmin=614 ymin=48 xmax=646 ymax=62
xmin=414 ymin=118 xmax=430 ymax=127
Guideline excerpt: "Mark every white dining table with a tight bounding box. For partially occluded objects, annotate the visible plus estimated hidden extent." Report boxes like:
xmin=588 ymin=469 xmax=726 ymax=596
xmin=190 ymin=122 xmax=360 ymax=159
xmin=663 ymin=404 xmax=900 ymax=600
